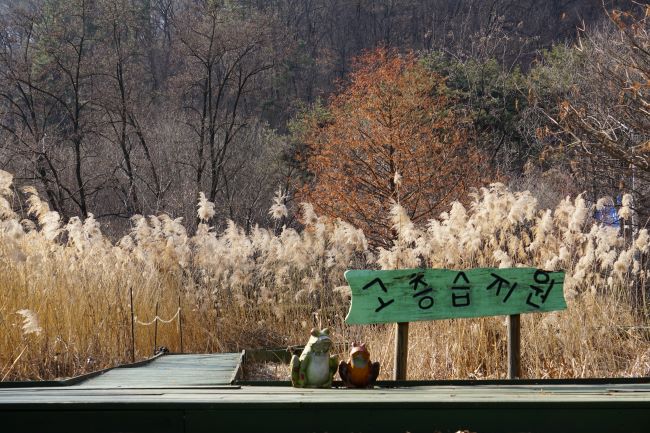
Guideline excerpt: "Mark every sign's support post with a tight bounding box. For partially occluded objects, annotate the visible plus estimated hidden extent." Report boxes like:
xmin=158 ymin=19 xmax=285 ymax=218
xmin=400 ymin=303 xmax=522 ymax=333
xmin=507 ymin=314 xmax=521 ymax=379
xmin=394 ymin=322 xmax=409 ymax=380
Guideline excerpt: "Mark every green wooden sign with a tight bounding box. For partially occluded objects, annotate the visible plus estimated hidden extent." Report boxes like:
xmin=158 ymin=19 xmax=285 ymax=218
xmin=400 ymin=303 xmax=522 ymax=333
xmin=344 ymin=268 xmax=566 ymax=325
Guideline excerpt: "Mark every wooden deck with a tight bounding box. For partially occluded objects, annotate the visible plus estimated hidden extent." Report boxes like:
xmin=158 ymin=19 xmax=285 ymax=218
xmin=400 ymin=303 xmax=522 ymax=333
xmin=1 ymin=353 xmax=649 ymax=433
xmin=75 ymin=353 xmax=243 ymax=388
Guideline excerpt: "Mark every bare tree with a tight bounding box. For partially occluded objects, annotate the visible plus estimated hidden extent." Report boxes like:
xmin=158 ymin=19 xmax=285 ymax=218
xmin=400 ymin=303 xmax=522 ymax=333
xmin=0 ymin=1 xmax=102 ymax=219
xmin=95 ymin=0 xmax=171 ymax=218
xmin=175 ymin=1 xmax=275 ymax=204
xmin=554 ymin=6 xmax=650 ymax=222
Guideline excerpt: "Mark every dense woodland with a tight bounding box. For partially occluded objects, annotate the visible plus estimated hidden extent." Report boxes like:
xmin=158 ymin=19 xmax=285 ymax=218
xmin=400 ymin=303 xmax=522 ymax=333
xmin=0 ymin=0 xmax=648 ymax=236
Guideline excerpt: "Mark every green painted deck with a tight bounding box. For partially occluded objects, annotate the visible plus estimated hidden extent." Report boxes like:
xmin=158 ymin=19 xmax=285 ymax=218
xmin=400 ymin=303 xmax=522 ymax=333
xmin=1 ymin=353 xmax=649 ymax=433
xmin=74 ymin=353 xmax=243 ymax=388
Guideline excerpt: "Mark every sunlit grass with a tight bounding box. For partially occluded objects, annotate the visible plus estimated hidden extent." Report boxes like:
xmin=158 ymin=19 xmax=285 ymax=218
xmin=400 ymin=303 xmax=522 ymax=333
xmin=0 ymin=170 xmax=648 ymax=381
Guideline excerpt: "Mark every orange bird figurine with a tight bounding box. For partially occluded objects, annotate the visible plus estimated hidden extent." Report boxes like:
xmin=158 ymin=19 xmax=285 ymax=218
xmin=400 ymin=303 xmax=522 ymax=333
xmin=338 ymin=342 xmax=380 ymax=388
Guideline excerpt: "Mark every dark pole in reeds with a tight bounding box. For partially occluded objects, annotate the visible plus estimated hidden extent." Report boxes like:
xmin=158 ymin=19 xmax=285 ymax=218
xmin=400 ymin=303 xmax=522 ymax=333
xmin=129 ymin=287 xmax=135 ymax=363
xmin=153 ymin=301 xmax=159 ymax=355
xmin=177 ymin=293 xmax=184 ymax=353
xmin=394 ymin=322 xmax=409 ymax=380
xmin=508 ymin=314 xmax=521 ymax=379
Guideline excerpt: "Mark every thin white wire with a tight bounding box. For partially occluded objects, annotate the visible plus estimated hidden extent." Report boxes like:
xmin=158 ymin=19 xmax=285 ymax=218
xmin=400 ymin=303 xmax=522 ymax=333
xmin=134 ymin=308 xmax=180 ymax=326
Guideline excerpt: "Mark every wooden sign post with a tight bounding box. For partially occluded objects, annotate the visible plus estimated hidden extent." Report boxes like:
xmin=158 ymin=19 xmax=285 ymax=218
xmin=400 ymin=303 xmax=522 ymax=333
xmin=394 ymin=322 xmax=409 ymax=380
xmin=508 ymin=314 xmax=521 ymax=378
xmin=344 ymin=267 xmax=566 ymax=379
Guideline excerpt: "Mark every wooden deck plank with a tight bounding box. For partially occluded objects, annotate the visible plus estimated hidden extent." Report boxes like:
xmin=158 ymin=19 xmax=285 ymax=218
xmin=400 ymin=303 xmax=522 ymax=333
xmin=1 ymin=383 xmax=648 ymax=404
xmin=2 ymin=392 xmax=649 ymax=433
xmin=1 ymin=353 xmax=648 ymax=433
xmin=73 ymin=353 xmax=242 ymax=388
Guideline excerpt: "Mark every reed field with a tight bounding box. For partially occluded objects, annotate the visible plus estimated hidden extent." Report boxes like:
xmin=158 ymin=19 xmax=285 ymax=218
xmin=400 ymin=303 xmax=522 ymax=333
xmin=0 ymin=169 xmax=648 ymax=381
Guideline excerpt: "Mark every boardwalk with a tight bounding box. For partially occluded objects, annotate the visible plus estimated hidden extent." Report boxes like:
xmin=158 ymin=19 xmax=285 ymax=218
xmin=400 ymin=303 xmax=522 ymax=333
xmin=1 ymin=353 xmax=648 ymax=433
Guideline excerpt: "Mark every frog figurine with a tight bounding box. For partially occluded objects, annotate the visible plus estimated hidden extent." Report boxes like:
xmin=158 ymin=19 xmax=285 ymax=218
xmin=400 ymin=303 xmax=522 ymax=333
xmin=290 ymin=328 xmax=338 ymax=388
xmin=338 ymin=342 xmax=380 ymax=388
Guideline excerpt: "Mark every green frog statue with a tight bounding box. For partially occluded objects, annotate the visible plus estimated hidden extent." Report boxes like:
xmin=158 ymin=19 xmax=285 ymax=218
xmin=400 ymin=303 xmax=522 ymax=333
xmin=290 ymin=328 xmax=338 ymax=388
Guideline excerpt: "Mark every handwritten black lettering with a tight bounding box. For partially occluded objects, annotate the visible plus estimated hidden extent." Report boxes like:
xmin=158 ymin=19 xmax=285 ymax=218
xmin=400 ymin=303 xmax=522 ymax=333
xmin=502 ymin=282 xmax=517 ymax=303
xmin=453 ymin=271 xmax=470 ymax=284
xmin=527 ymin=278 xmax=555 ymax=307
xmin=452 ymin=271 xmax=471 ymax=307
xmin=375 ymin=296 xmax=394 ymax=312
xmin=541 ymin=280 xmax=555 ymax=302
xmin=363 ymin=278 xmax=388 ymax=293
xmin=486 ymin=273 xmax=518 ymax=304
xmin=409 ymin=273 xmax=435 ymax=309
xmin=534 ymin=270 xmax=550 ymax=285
xmin=452 ymin=292 xmax=470 ymax=307
xmin=418 ymin=296 xmax=434 ymax=309
xmin=413 ymin=287 xmax=433 ymax=298
xmin=409 ymin=273 xmax=428 ymax=290
xmin=526 ymin=293 xmax=540 ymax=309
xmin=486 ymin=273 xmax=510 ymax=296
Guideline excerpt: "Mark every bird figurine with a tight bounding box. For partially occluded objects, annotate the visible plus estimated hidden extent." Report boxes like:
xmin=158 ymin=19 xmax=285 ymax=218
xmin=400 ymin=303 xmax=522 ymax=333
xmin=338 ymin=342 xmax=380 ymax=388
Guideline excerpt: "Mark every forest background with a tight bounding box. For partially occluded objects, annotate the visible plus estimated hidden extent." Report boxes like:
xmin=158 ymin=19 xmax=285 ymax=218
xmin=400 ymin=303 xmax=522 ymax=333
xmin=0 ymin=0 xmax=649 ymax=381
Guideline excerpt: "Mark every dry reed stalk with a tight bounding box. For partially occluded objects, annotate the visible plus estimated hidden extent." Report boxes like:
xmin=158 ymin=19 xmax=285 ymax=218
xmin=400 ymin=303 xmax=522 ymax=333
xmin=0 ymin=170 xmax=647 ymax=380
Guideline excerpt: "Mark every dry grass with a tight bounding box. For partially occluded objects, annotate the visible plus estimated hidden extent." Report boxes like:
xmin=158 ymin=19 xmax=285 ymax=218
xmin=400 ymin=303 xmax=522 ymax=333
xmin=0 ymin=170 xmax=648 ymax=381
xmin=244 ymin=362 xmax=291 ymax=381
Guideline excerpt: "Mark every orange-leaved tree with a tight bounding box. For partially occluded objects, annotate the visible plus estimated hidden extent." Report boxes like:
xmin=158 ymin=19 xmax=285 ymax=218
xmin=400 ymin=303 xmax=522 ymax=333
xmin=297 ymin=48 xmax=491 ymax=246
